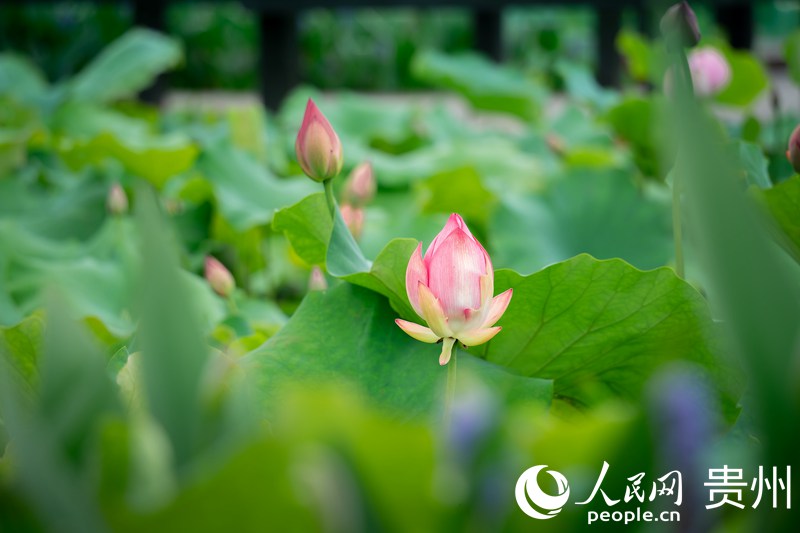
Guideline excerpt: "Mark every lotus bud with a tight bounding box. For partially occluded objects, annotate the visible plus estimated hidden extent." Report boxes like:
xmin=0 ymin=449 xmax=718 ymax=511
xmin=343 ymin=162 xmax=376 ymax=205
xmin=340 ymin=204 xmax=364 ymax=240
xmin=788 ymin=125 xmax=800 ymax=174
xmin=295 ymin=98 xmax=343 ymax=182
xmin=395 ymin=214 xmax=513 ymax=366
xmin=660 ymin=2 xmax=701 ymax=49
xmin=107 ymin=183 xmax=128 ymax=215
xmin=205 ymin=256 xmax=235 ymax=298
xmin=545 ymin=134 xmax=566 ymax=156
xmin=308 ymin=266 xmax=328 ymax=291
xmin=687 ymin=48 xmax=731 ymax=96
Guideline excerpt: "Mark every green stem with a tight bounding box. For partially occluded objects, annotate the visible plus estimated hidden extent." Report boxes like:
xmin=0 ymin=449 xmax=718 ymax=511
xmin=672 ymin=172 xmax=685 ymax=278
xmin=444 ymin=343 xmax=458 ymax=428
xmin=227 ymin=295 xmax=240 ymax=315
xmin=323 ymin=179 xmax=336 ymax=219
xmin=669 ymin=47 xmax=692 ymax=279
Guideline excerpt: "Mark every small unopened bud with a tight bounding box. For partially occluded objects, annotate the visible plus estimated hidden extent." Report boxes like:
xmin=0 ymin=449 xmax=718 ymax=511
xmin=107 ymin=183 xmax=128 ymax=215
xmin=295 ymin=99 xmax=343 ymax=182
xmin=787 ymin=125 xmax=800 ymax=174
xmin=545 ymin=134 xmax=566 ymax=156
xmin=308 ymin=266 xmax=328 ymax=291
xmin=660 ymin=2 xmax=701 ymax=49
xmin=340 ymin=204 xmax=364 ymax=240
xmin=205 ymin=256 xmax=235 ymax=298
xmin=343 ymin=162 xmax=376 ymax=206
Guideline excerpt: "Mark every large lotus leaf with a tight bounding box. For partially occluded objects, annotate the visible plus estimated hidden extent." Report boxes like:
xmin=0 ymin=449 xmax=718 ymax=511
xmin=481 ymin=255 xmax=739 ymax=414
xmin=68 ymin=29 xmax=182 ymax=104
xmin=490 ymin=168 xmax=673 ymax=274
xmin=411 ymin=50 xmax=545 ymax=120
xmin=272 ymin=193 xmax=331 ymax=267
xmin=51 ymin=104 xmax=197 ymax=188
xmin=0 ymin=167 xmax=107 ymax=241
xmin=196 ymin=142 xmax=317 ymax=231
xmin=242 ymin=283 xmax=553 ymax=418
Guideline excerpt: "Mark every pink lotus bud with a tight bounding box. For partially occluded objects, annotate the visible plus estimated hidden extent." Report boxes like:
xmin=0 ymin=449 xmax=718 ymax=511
xmin=343 ymin=162 xmax=376 ymax=205
xmin=107 ymin=183 xmax=128 ymax=215
xmin=340 ymin=204 xmax=364 ymax=240
xmin=687 ymin=48 xmax=731 ymax=96
xmin=660 ymin=1 xmax=701 ymax=49
xmin=308 ymin=266 xmax=328 ymax=291
xmin=205 ymin=256 xmax=235 ymax=298
xmin=295 ymin=98 xmax=343 ymax=182
xmin=787 ymin=125 xmax=800 ymax=174
xmin=395 ymin=214 xmax=513 ymax=366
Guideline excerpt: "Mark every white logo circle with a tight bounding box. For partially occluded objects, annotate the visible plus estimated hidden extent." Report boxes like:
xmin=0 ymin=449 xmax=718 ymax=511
xmin=515 ymin=465 xmax=570 ymax=520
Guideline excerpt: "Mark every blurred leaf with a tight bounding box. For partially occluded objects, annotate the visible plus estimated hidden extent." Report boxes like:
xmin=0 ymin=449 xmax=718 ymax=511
xmin=734 ymin=141 xmax=771 ymax=189
xmin=359 ymin=191 xmax=448 ymax=259
xmin=135 ymin=190 xmax=210 ymax=467
xmin=784 ymin=30 xmax=800 ymax=86
xmin=411 ymin=50 xmax=545 ymax=120
xmin=52 ymin=104 xmax=198 ymax=188
xmin=0 ymin=312 xmax=44 ymax=401
xmin=606 ymin=96 xmax=664 ymax=178
xmin=758 ymin=174 xmax=800 ymax=260
xmin=715 ymin=48 xmax=769 ymax=108
xmin=674 ymin=86 xmax=800 ymax=525
xmin=109 ymin=439 xmax=319 ymax=532
xmin=616 ymin=30 xmax=652 ymax=82
xmin=243 ymin=283 xmax=552 ymax=417
xmin=69 ymin=29 xmax=182 ymax=104
xmin=491 ymin=169 xmax=673 ymax=273
xmin=556 ymin=61 xmax=619 ymax=111
xmin=0 ymin=169 xmax=107 ymax=241
xmin=484 ymin=255 xmax=739 ymax=412
xmin=0 ymin=295 xmax=120 ymax=533
xmin=197 ymin=142 xmax=316 ymax=231
xmin=0 ymin=54 xmax=48 ymax=105
xmin=418 ymin=166 xmax=497 ymax=227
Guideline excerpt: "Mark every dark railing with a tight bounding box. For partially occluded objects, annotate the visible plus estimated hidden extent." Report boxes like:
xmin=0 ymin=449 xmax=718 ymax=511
xmin=10 ymin=0 xmax=757 ymax=109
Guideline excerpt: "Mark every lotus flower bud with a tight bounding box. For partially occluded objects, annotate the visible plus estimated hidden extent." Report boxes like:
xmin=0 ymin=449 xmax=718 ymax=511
xmin=395 ymin=214 xmax=513 ymax=366
xmin=343 ymin=162 xmax=376 ymax=206
xmin=107 ymin=183 xmax=128 ymax=215
xmin=308 ymin=266 xmax=328 ymax=291
xmin=660 ymin=2 xmax=701 ymax=49
xmin=295 ymin=98 xmax=343 ymax=182
xmin=687 ymin=48 xmax=731 ymax=96
xmin=205 ymin=256 xmax=235 ymax=298
xmin=340 ymin=204 xmax=364 ymax=240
